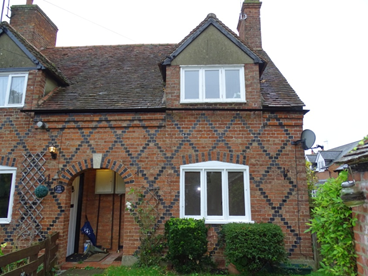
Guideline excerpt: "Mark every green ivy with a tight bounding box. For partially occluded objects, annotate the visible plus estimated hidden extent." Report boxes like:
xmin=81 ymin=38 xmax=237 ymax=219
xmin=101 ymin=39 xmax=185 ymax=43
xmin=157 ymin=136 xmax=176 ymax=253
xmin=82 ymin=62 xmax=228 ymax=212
xmin=306 ymin=171 xmax=357 ymax=276
xmin=220 ymin=223 xmax=287 ymax=275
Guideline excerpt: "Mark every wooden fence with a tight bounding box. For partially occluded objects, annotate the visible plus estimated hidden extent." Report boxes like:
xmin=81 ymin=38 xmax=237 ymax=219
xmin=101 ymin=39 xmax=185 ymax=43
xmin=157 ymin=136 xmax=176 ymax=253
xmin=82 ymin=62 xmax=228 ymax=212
xmin=0 ymin=232 xmax=59 ymax=276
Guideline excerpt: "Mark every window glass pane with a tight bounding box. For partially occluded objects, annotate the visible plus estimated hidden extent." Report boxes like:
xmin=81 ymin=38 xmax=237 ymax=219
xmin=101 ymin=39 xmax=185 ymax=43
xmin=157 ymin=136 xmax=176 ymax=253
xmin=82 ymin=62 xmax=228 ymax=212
xmin=8 ymin=76 xmax=25 ymax=104
xmin=0 ymin=173 xmax=12 ymax=218
xmin=206 ymin=172 xmax=222 ymax=216
xmin=184 ymin=172 xmax=201 ymax=215
xmin=228 ymin=172 xmax=245 ymax=216
xmin=205 ymin=70 xmax=220 ymax=99
xmin=0 ymin=76 xmax=8 ymax=106
xmin=184 ymin=71 xmax=199 ymax=100
xmin=225 ymin=70 xmax=241 ymax=99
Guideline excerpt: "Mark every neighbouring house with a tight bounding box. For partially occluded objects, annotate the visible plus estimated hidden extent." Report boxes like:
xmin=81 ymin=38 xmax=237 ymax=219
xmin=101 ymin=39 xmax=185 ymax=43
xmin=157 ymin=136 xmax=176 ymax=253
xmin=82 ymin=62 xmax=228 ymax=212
xmin=337 ymin=137 xmax=368 ymax=275
xmin=0 ymin=0 xmax=313 ymax=265
xmin=306 ymin=141 xmax=359 ymax=184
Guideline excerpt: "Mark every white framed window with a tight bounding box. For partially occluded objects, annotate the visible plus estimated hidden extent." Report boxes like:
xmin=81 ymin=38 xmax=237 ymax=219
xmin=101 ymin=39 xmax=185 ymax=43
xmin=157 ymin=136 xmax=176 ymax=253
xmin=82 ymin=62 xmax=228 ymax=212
xmin=180 ymin=66 xmax=245 ymax=103
xmin=0 ymin=165 xmax=17 ymax=224
xmin=0 ymin=73 xmax=28 ymax=107
xmin=180 ymin=161 xmax=252 ymax=224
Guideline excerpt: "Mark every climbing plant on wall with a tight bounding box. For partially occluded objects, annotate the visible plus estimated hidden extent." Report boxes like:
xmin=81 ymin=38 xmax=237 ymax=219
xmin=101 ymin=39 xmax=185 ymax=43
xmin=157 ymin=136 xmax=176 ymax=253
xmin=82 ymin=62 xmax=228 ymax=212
xmin=306 ymin=170 xmax=357 ymax=276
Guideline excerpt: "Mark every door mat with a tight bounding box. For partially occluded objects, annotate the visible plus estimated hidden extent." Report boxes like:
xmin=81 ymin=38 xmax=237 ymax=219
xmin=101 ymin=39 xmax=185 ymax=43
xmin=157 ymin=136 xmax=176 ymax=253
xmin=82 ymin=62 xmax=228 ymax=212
xmin=66 ymin=253 xmax=89 ymax=262
xmin=85 ymin=253 xmax=109 ymax=262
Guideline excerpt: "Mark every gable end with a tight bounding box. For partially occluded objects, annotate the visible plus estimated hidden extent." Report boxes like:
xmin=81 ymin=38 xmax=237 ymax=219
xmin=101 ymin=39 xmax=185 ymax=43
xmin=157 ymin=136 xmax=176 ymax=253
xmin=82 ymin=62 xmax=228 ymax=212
xmin=0 ymin=26 xmax=45 ymax=71
xmin=162 ymin=17 xmax=263 ymax=66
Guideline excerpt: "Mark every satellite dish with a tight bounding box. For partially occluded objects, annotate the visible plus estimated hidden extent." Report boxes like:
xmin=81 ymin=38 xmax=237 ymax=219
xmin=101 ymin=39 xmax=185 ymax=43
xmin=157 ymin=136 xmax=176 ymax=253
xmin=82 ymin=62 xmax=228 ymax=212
xmin=301 ymin=129 xmax=316 ymax=150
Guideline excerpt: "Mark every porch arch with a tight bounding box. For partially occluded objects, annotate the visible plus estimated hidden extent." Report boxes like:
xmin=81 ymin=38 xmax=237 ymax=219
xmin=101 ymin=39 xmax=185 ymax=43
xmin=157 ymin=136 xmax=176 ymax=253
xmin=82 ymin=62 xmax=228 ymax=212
xmin=59 ymin=158 xmax=135 ymax=186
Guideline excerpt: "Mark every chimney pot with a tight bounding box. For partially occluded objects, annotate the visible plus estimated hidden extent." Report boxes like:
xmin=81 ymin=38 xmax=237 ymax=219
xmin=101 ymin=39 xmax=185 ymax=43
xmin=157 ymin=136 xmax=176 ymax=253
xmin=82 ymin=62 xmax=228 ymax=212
xmin=26 ymin=0 xmax=33 ymax=4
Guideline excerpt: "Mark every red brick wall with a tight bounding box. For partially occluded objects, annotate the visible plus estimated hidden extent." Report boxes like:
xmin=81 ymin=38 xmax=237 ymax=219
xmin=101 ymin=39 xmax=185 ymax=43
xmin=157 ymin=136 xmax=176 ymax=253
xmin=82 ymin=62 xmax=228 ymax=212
xmin=0 ymin=106 xmax=312 ymax=262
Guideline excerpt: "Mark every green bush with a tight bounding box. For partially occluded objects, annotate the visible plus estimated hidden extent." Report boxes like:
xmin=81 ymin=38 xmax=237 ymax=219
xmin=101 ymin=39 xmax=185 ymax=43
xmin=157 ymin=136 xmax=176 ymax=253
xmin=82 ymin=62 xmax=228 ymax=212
xmin=306 ymin=171 xmax=357 ymax=276
xmin=221 ymin=223 xmax=287 ymax=275
xmin=164 ymin=218 xmax=213 ymax=274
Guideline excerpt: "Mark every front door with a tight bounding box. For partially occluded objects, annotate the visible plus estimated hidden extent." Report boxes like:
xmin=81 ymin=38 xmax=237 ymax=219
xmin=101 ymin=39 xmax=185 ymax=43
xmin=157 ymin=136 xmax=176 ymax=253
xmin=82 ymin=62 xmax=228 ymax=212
xmin=66 ymin=176 xmax=80 ymax=256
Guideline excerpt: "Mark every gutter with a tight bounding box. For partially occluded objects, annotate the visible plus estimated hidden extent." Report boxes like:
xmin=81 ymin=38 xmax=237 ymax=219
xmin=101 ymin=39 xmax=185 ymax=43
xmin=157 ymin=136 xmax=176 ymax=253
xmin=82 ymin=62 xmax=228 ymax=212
xmin=21 ymin=107 xmax=309 ymax=115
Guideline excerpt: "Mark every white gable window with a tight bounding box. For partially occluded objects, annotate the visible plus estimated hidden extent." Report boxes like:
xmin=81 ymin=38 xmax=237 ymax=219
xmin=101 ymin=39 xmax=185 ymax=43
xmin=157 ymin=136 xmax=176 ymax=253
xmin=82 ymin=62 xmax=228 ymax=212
xmin=0 ymin=73 xmax=28 ymax=107
xmin=180 ymin=161 xmax=252 ymax=224
xmin=0 ymin=165 xmax=17 ymax=224
xmin=180 ymin=66 xmax=245 ymax=103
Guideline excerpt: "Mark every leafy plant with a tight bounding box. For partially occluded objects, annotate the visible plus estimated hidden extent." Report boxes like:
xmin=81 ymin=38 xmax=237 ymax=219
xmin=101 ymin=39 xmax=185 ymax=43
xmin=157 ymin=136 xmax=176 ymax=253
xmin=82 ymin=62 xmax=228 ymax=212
xmin=164 ymin=218 xmax=214 ymax=274
xmin=306 ymin=170 xmax=357 ymax=275
xmin=220 ymin=223 xmax=287 ymax=275
xmin=306 ymin=160 xmax=318 ymax=206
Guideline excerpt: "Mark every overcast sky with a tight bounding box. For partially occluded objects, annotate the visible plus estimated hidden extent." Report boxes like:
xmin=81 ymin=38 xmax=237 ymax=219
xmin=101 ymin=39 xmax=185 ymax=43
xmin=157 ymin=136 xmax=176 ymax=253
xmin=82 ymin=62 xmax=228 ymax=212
xmin=3 ymin=0 xmax=368 ymax=150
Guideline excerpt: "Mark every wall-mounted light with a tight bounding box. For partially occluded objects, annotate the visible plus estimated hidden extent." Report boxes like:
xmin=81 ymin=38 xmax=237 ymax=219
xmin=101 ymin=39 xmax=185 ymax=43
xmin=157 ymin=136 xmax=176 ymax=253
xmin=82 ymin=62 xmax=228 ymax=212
xmin=36 ymin=121 xmax=48 ymax=129
xmin=49 ymin=146 xmax=57 ymax=159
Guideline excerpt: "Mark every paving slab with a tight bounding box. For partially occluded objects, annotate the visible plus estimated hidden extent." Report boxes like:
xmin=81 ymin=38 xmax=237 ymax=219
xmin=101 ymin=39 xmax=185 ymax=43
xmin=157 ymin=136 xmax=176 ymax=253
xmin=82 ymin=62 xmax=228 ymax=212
xmin=58 ymin=268 xmax=105 ymax=275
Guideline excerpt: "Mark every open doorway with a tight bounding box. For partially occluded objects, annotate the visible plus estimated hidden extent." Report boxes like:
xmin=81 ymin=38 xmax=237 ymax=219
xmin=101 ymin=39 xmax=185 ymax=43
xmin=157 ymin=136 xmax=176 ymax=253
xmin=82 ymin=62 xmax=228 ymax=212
xmin=66 ymin=169 xmax=126 ymax=258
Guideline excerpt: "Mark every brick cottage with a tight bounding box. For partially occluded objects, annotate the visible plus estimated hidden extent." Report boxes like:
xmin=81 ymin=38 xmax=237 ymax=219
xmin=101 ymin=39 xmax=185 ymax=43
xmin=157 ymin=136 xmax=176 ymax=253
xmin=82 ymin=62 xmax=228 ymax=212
xmin=0 ymin=0 xmax=313 ymax=265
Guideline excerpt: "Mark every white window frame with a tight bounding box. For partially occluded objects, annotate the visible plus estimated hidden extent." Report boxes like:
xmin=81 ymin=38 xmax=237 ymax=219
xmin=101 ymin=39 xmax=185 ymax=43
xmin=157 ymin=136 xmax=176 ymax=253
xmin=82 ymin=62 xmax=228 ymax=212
xmin=0 ymin=165 xmax=17 ymax=224
xmin=180 ymin=161 xmax=252 ymax=224
xmin=180 ymin=65 xmax=246 ymax=103
xmin=0 ymin=72 xmax=28 ymax=108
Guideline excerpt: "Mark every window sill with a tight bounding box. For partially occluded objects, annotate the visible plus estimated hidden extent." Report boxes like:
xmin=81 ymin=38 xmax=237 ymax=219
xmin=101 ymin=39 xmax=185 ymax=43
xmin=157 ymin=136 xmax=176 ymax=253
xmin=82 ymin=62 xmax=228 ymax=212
xmin=181 ymin=217 xmax=254 ymax=224
xmin=180 ymin=100 xmax=246 ymax=104
xmin=205 ymin=219 xmax=254 ymax=224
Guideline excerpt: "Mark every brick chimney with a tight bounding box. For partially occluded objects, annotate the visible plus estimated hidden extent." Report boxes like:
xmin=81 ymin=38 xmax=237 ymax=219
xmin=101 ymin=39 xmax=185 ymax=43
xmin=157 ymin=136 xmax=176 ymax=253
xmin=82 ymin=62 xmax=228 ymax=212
xmin=10 ymin=3 xmax=58 ymax=50
xmin=237 ymin=0 xmax=262 ymax=50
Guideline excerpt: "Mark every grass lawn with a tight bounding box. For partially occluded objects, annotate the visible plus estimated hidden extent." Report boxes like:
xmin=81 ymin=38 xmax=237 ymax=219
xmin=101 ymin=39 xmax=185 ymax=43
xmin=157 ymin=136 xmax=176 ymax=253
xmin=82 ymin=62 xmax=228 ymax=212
xmin=90 ymin=266 xmax=332 ymax=276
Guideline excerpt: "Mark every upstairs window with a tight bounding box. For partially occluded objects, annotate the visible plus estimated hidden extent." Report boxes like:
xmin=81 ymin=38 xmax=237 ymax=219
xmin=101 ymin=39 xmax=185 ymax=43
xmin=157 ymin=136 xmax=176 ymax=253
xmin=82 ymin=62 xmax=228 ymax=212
xmin=0 ymin=73 xmax=28 ymax=107
xmin=180 ymin=161 xmax=252 ymax=224
xmin=180 ymin=66 xmax=245 ymax=103
xmin=0 ymin=166 xmax=16 ymax=224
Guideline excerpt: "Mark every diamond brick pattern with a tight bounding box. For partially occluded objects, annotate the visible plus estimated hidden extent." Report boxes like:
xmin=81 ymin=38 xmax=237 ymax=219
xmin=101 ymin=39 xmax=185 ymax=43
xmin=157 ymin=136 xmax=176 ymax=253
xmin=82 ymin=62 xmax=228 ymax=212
xmin=0 ymin=110 xmax=310 ymax=258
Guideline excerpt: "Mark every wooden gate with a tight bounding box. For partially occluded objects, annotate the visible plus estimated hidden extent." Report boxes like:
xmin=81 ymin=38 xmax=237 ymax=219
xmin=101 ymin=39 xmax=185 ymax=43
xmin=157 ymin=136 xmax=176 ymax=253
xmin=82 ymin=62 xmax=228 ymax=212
xmin=0 ymin=232 xmax=59 ymax=276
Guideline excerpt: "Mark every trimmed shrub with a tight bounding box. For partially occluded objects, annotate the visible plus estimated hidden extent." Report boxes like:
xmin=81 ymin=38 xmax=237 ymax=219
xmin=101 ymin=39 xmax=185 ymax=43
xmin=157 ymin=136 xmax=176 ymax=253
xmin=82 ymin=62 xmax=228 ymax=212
xmin=221 ymin=223 xmax=287 ymax=275
xmin=164 ymin=218 xmax=213 ymax=273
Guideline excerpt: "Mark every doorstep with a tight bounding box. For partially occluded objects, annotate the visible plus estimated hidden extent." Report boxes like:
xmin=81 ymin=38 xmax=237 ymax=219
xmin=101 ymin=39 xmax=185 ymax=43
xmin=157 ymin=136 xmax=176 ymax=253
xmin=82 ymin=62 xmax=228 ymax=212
xmin=60 ymin=252 xmax=123 ymax=270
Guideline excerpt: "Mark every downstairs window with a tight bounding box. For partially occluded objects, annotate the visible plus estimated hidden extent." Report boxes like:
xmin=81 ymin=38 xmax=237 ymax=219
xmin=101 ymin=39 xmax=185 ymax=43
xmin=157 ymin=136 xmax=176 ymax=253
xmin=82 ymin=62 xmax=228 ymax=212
xmin=180 ymin=161 xmax=252 ymax=224
xmin=0 ymin=166 xmax=16 ymax=224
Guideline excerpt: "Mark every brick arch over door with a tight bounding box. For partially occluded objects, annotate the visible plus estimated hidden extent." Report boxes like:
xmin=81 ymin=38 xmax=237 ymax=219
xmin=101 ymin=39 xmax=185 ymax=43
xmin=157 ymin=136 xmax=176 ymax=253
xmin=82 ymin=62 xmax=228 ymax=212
xmin=58 ymin=158 xmax=135 ymax=186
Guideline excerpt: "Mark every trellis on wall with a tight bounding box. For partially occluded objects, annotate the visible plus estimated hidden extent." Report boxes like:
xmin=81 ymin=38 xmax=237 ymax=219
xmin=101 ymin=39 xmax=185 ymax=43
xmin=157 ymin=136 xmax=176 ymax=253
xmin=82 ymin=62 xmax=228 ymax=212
xmin=17 ymin=152 xmax=46 ymax=241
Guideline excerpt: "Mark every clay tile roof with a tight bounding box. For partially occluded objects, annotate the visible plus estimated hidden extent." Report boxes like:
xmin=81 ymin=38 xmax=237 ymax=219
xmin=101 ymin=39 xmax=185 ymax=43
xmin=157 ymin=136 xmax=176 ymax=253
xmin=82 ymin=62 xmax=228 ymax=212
xmin=0 ymin=22 xmax=68 ymax=85
xmin=39 ymin=44 xmax=177 ymax=110
xmin=338 ymin=139 xmax=368 ymax=164
xmin=256 ymin=50 xmax=304 ymax=108
xmin=25 ymin=13 xmax=304 ymax=111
